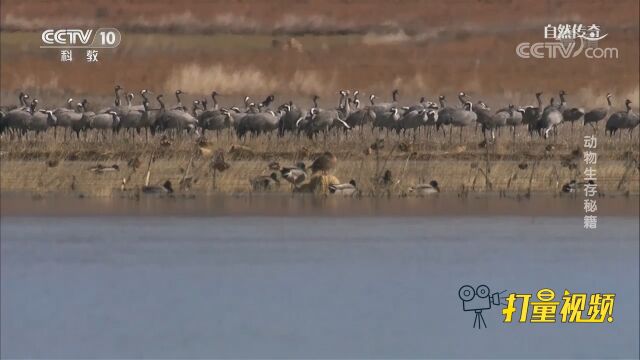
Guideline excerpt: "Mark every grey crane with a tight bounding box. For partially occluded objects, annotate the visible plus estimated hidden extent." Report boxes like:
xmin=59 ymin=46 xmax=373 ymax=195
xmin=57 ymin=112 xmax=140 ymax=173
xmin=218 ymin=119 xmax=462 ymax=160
xmin=113 ymin=85 xmax=123 ymax=107
xmin=370 ymin=89 xmax=399 ymax=118
xmin=89 ymin=111 xmax=120 ymax=140
xmin=523 ymin=92 xmax=543 ymax=126
xmin=119 ymin=93 xmax=145 ymax=138
xmin=223 ymin=106 xmax=248 ymax=132
xmin=302 ymin=107 xmax=350 ymax=139
xmin=436 ymin=95 xmax=454 ymax=138
xmin=55 ymin=101 xmax=88 ymax=140
xmin=481 ymin=102 xmax=508 ymax=141
xmin=136 ymin=90 xmax=161 ymax=138
xmin=558 ymin=91 xmax=584 ymax=134
xmin=3 ymin=95 xmax=34 ymax=137
xmin=259 ymin=94 xmax=275 ymax=111
xmin=398 ymin=108 xmax=429 ymax=134
xmin=276 ymin=102 xmax=302 ymax=136
xmin=583 ymin=93 xmax=613 ymax=131
xmin=172 ymin=89 xmax=187 ymax=111
xmin=70 ymin=101 xmax=92 ymax=140
xmin=606 ymin=100 xmax=638 ymax=138
xmin=472 ymin=101 xmax=492 ymax=137
xmin=524 ymin=92 xmax=544 ymax=137
xmin=210 ymin=91 xmax=220 ymax=110
xmin=345 ymin=97 xmax=376 ymax=133
xmin=155 ymin=94 xmax=198 ymax=134
xmin=506 ymin=105 xmax=525 ymax=140
xmin=26 ymin=105 xmax=57 ymax=136
xmin=372 ymin=107 xmax=401 ymax=134
xmin=235 ymin=110 xmax=282 ymax=139
xmin=198 ymin=95 xmax=229 ymax=137
xmin=449 ymin=101 xmax=477 ymax=143
xmin=298 ymin=94 xmax=350 ymax=139
xmin=538 ymin=94 xmax=564 ymax=139
xmin=1 ymin=92 xmax=28 ymax=113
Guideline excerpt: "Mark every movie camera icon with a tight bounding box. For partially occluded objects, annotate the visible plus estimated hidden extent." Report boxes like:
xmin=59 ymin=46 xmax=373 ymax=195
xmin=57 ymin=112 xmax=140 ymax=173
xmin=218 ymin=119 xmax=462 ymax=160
xmin=458 ymin=284 xmax=507 ymax=329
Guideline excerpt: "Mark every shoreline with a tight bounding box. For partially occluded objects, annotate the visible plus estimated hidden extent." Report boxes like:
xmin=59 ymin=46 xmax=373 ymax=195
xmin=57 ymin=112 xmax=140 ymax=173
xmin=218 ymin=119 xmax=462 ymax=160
xmin=1 ymin=192 xmax=638 ymax=217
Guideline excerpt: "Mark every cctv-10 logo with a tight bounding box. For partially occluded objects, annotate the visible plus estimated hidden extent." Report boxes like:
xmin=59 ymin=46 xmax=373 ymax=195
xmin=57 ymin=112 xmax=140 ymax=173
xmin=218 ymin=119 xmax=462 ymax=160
xmin=41 ymin=28 xmax=121 ymax=48
xmin=458 ymin=285 xmax=615 ymax=329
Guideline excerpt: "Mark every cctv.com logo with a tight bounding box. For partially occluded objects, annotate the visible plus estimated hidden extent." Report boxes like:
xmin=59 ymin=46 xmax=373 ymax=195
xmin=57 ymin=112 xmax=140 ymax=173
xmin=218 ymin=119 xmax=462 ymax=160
xmin=515 ymin=23 xmax=618 ymax=59
xmin=516 ymin=40 xmax=619 ymax=59
xmin=458 ymin=284 xmax=507 ymax=329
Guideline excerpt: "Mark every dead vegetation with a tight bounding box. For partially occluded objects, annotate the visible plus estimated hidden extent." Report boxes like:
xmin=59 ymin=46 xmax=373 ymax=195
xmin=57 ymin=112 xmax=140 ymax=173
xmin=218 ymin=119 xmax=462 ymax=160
xmin=1 ymin=0 xmax=638 ymax=35
xmin=1 ymin=124 xmax=638 ymax=197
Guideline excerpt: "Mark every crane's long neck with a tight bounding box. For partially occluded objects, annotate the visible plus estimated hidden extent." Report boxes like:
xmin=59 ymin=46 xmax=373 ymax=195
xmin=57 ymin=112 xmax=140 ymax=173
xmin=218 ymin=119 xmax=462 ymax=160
xmin=175 ymin=93 xmax=182 ymax=106
xmin=115 ymin=89 xmax=121 ymax=107
xmin=536 ymin=94 xmax=542 ymax=108
xmin=157 ymin=97 xmax=165 ymax=110
xmin=212 ymin=94 xmax=218 ymax=110
xmin=313 ymin=97 xmax=319 ymax=108
xmin=392 ymin=91 xmax=398 ymax=102
xmin=626 ymin=102 xmax=631 ymax=111
xmin=606 ymin=96 xmax=612 ymax=108
xmin=439 ymin=98 xmax=446 ymax=108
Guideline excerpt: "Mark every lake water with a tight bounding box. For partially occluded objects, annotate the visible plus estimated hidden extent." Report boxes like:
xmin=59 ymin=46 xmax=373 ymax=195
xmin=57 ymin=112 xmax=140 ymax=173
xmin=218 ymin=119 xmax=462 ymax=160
xmin=1 ymin=211 xmax=638 ymax=358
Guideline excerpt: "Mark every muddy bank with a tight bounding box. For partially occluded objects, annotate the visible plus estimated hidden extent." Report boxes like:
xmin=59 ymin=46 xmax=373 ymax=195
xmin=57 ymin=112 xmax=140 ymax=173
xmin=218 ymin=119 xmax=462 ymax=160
xmin=1 ymin=192 xmax=638 ymax=217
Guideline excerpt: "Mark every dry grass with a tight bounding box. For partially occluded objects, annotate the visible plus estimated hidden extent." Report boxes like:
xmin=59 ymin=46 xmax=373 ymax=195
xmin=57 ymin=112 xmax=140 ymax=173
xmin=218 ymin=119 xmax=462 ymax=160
xmin=1 ymin=0 xmax=638 ymax=197
xmin=2 ymin=31 xmax=637 ymax=102
xmin=1 ymin=123 xmax=638 ymax=197
xmin=164 ymin=63 xmax=337 ymax=97
xmin=1 ymin=0 xmax=638 ymax=35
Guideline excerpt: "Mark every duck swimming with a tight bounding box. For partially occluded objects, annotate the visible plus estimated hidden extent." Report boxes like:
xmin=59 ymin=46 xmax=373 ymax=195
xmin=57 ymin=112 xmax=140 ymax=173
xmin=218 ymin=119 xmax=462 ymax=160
xmin=328 ymin=179 xmax=357 ymax=196
xmin=89 ymin=164 xmax=119 ymax=173
xmin=142 ymin=180 xmax=173 ymax=194
xmin=408 ymin=180 xmax=440 ymax=195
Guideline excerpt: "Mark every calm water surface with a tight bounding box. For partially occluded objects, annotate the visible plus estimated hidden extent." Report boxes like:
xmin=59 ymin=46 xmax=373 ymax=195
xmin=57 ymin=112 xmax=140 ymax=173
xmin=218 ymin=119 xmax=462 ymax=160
xmin=1 ymin=215 xmax=638 ymax=358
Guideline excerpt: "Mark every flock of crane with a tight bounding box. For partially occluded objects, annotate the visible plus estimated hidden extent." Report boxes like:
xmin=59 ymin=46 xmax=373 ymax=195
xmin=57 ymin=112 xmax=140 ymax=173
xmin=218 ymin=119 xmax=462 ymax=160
xmin=0 ymin=86 xmax=638 ymax=143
